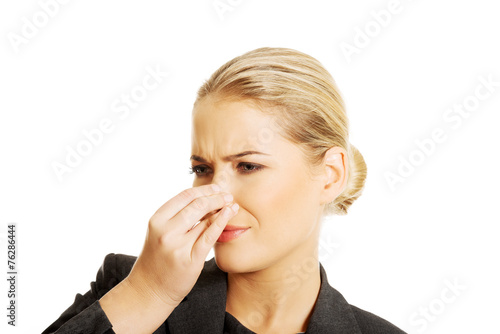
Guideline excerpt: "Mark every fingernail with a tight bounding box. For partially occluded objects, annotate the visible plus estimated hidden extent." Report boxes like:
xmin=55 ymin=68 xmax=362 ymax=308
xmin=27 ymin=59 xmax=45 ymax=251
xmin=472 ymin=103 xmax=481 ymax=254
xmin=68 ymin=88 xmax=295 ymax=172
xmin=212 ymin=184 xmax=221 ymax=192
xmin=231 ymin=203 xmax=239 ymax=212
xmin=223 ymin=193 xmax=233 ymax=202
xmin=222 ymin=206 xmax=232 ymax=217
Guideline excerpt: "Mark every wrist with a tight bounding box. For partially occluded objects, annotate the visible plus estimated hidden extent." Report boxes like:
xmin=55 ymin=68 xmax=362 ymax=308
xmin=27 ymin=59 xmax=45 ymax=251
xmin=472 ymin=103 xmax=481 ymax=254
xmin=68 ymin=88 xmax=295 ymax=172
xmin=123 ymin=275 xmax=181 ymax=309
xmin=100 ymin=277 xmax=177 ymax=334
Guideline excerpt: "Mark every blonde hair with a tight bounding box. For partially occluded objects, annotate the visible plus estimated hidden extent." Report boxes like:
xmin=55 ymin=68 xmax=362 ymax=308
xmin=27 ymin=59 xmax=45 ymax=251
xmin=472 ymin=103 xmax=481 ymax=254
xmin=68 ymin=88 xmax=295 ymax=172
xmin=194 ymin=47 xmax=367 ymax=215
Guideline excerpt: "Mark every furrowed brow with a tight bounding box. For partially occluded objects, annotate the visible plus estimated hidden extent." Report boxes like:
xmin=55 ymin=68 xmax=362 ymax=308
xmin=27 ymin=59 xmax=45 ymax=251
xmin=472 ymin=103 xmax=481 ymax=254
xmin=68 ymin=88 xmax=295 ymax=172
xmin=190 ymin=151 xmax=270 ymax=163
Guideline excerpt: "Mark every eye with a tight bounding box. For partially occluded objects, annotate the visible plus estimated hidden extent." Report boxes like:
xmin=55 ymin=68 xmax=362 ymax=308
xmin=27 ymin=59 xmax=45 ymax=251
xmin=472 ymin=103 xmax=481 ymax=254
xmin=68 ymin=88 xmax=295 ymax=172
xmin=188 ymin=164 xmax=212 ymax=177
xmin=189 ymin=163 xmax=264 ymax=177
xmin=236 ymin=162 xmax=263 ymax=174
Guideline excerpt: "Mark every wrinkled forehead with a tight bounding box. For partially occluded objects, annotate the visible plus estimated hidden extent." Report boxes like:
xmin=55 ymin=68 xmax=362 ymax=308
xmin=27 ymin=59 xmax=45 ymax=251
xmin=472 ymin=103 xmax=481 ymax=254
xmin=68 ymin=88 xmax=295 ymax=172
xmin=191 ymin=97 xmax=280 ymax=158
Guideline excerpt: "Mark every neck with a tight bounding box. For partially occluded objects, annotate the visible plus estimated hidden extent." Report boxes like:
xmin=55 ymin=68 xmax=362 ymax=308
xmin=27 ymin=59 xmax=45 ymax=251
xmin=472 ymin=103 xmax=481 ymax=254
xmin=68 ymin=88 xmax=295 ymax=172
xmin=225 ymin=246 xmax=321 ymax=333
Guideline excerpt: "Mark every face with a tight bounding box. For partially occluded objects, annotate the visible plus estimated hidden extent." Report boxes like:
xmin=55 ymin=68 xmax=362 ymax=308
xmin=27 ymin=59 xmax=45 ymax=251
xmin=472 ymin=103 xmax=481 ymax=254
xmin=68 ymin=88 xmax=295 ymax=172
xmin=191 ymin=96 xmax=326 ymax=274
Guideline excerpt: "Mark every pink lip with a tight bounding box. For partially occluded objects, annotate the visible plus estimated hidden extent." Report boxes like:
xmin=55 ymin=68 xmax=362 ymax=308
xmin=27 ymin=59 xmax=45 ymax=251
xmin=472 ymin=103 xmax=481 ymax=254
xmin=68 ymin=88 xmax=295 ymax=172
xmin=217 ymin=225 xmax=250 ymax=243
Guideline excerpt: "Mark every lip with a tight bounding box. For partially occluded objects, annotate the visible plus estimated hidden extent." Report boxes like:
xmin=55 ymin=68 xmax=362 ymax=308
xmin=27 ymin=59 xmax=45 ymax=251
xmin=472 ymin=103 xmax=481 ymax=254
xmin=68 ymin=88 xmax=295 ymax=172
xmin=217 ymin=225 xmax=250 ymax=243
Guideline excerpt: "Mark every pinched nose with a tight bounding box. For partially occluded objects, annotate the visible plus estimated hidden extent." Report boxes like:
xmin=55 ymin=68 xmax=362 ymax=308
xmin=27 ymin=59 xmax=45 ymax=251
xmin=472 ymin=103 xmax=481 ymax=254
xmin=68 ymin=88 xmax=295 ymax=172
xmin=211 ymin=169 xmax=232 ymax=192
xmin=200 ymin=200 xmax=236 ymax=224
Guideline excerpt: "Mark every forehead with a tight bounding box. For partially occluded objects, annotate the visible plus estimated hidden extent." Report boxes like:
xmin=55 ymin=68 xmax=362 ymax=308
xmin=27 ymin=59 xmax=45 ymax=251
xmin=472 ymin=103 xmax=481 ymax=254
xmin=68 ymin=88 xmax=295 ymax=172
xmin=191 ymin=97 xmax=277 ymax=155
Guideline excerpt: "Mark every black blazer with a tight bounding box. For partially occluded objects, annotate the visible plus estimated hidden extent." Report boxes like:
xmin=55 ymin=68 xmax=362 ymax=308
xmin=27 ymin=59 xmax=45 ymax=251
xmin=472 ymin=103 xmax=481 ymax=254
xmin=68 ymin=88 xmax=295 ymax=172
xmin=43 ymin=253 xmax=406 ymax=333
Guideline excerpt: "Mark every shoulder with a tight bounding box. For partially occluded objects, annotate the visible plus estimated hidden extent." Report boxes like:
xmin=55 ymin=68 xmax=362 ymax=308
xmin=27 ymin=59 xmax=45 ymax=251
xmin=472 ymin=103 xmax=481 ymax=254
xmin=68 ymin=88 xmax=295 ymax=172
xmin=350 ymin=304 xmax=406 ymax=334
xmin=99 ymin=252 xmax=137 ymax=276
xmin=313 ymin=264 xmax=406 ymax=333
xmin=92 ymin=253 xmax=138 ymax=298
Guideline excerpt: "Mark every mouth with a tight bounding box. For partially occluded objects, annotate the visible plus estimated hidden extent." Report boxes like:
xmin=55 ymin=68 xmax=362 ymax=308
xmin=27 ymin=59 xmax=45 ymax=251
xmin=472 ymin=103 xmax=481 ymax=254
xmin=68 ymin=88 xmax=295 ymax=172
xmin=217 ymin=225 xmax=250 ymax=243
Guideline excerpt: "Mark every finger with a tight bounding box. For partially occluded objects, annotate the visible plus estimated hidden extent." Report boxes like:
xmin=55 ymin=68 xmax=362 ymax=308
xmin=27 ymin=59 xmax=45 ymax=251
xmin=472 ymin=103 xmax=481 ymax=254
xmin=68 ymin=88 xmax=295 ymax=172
xmin=188 ymin=200 xmax=234 ymax=233
xmin=191 ymin=203 xmax=239 ymax=263
xmin=188 ymin=204 xmax=226 ymax=231
xmin=152 ymin=184 xmax=221 ymax=222
xmin=170 ymin=193 xmax=233 ymax=233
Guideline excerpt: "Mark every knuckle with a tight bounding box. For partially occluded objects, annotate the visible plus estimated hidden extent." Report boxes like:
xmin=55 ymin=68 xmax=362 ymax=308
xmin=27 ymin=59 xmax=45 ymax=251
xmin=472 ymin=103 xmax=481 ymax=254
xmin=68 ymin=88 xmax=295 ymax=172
xmin=159 ymin=233 xmax=171 ymax=246
xmin=192 ymin=196 xmax=209 ymax=211
xmin=171 ymin=248 xmax=184 ymax=261
xmin=203 ymin=231 xmax=215 ymax=245
xmin=148 ymin=215 xmax=161 ymax=231
xmin=181 ymin=204 xmax=194 ymax=217
xmin=179 ymin=188 xmax=197 ymax=202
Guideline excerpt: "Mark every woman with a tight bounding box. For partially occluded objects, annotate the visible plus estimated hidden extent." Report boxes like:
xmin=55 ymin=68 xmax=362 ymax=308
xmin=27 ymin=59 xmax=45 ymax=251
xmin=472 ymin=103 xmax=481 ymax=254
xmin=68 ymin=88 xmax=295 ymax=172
xmin=43 ymin=47 xmax=406 ymax=333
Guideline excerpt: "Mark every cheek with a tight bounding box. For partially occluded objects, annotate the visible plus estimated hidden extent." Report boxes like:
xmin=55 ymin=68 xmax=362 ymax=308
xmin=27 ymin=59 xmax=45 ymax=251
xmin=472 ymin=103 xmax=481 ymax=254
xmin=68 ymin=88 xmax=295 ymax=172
xmin=235 ymin=167 xmax=319 ymax=233
xmin=231 ymin=176 xmax=277 ymax=224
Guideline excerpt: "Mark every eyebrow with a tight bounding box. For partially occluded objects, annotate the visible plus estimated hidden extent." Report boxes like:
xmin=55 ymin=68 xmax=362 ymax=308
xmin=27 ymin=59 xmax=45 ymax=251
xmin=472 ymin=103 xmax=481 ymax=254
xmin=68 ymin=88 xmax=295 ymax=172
xmin=190 ymin=151 xmax=270 ymax=163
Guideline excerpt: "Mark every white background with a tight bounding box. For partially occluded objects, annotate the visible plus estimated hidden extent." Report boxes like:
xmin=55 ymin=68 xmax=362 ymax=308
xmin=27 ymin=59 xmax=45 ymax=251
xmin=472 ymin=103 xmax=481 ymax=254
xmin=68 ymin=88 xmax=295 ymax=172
xmin=1 ymin=0 xmax=499 ymax=333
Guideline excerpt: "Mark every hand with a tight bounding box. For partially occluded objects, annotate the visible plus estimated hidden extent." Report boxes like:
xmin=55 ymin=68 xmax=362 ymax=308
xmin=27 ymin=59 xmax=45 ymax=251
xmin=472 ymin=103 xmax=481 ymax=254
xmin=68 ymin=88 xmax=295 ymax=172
xmin=124 ymin=184 xmax=238 ymax=307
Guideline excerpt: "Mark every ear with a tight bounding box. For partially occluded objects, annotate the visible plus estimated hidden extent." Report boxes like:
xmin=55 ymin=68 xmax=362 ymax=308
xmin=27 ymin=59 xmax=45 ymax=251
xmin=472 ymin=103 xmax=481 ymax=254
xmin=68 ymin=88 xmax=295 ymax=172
xmin=319 ymin=146 xmax=348 ymax=205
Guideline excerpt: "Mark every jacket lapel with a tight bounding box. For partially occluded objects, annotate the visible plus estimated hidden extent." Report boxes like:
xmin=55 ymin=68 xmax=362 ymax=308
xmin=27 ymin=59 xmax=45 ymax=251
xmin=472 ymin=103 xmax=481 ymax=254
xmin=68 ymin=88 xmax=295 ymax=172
xmin=305 ymin=264 xmax=362 ymax=334
xmin=167 ymin=259 xmax=227 ymax=334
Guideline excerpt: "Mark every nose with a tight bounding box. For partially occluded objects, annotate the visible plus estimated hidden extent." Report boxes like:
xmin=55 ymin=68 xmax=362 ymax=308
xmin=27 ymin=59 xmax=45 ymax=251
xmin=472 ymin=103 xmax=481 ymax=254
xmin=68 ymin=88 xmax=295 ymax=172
xmin=209 ymin=168 xmax=237 ymax=218
xmin=212 ymin=167 xmax=232 ymax=194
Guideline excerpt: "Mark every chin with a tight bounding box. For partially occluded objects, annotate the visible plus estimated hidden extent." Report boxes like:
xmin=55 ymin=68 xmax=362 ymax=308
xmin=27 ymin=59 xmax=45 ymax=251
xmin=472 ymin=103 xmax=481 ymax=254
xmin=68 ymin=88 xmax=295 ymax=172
xmin=213 ymin=243 xmax=259 ymax=274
